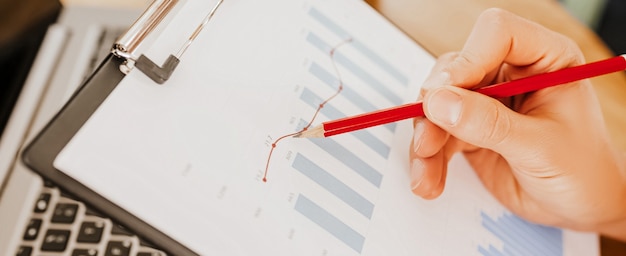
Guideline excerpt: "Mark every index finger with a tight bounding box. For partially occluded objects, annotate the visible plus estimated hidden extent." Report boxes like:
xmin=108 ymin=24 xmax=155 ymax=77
xmin=431 ymin=8 xmax=584 ymax=90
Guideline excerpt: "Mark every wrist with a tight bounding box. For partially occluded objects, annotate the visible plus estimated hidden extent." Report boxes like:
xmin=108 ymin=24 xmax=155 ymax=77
xmin=597 ymin=152 xmax=626 ymax=242
xmin=599 ymin=219 xmax=626 ymax=242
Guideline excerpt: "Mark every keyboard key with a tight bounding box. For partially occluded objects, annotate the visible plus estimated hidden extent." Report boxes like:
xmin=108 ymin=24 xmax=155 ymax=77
xmin=77 ymin=221 xmax=104 ymax=243
xmin=33 ymin=193 xmax=51 ymax=213
xmin=15 ymin=246 xmax=32 ymax=256
xmin=51 ymin=203 xmax=79 ymax=223
xmin=41 ymin=229 xmax=71 ymax=252
xmin=105 ymin=241 xmax=132 ymax=256
xmin=85 ymin=207 xmax=105 ymax=217
xmin=72 ymin=249 xmax=98 ymax=256
xmin=111 ymin=224 xmax=133 ymax=236
xmin=22 ymin=219 xmax=42 ymax=241
xmin=137 ymin=252 xmax=165 ymax=256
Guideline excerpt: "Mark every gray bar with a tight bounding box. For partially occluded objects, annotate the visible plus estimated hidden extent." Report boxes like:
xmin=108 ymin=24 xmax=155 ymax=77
xmin=308 ymin=7 xmax=409 ymax=86
xmin=306 ymin=32 xmax=403 ymax=105
xmin=293 ymin=153 xmax=376 ymax=219
xmin=294 ymin=194 xmax=365 ymax=253
xmin=300 ymin=88 xmax=391 ymax=158
xmin=309 ymin=62 xmax=396 ymax=132
xmin=307 ymin=137 xmax=382 ymax=188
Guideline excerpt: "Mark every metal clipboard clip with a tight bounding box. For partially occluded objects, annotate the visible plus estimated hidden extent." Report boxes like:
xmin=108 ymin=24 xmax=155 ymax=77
xmin=113 ymin=0 xmax=224 ymax=84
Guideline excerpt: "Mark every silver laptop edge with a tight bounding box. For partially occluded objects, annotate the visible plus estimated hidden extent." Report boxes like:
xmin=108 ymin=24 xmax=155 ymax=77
xmin=0 ymin=5 xmax=142 ymax=254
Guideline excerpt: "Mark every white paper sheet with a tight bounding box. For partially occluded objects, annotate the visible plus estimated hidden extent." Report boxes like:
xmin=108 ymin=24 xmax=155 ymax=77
xmin=54 ymin=0 xmax=597 ymax=255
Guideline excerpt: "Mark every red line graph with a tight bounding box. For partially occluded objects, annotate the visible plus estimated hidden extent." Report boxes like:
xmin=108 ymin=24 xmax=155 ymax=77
xmin=263 ymin=38 xmax=352 ymax=182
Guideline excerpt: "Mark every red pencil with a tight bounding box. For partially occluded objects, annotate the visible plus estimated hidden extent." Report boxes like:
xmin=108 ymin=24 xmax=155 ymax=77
xmin=296 ymin=54 xmax=626 ymax=138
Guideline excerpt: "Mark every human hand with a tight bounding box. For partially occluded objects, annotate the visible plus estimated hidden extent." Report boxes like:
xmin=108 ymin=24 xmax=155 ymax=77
xmin=409 ymin=8 xmax=626 ymax=236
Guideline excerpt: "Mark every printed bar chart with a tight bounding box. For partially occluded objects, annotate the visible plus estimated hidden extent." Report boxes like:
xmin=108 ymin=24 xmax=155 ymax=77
xmin=479 ymin=212 xmax=563 ymax=256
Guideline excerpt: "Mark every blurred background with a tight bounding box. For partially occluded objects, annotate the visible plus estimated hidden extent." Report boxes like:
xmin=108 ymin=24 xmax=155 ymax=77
xmin=0 ymin=0 xmax=61 ymax=137
xmin=563 ymin=0 xmax=625 ymax=54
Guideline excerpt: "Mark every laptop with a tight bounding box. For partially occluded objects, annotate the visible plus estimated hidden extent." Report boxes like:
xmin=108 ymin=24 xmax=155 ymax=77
xmin=0 ymin=2 xmax=168 ymax=255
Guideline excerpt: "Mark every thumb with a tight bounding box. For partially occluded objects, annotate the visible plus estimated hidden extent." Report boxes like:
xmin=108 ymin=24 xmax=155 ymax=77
xmin=423 ymin=85 xmax=531 ymax=157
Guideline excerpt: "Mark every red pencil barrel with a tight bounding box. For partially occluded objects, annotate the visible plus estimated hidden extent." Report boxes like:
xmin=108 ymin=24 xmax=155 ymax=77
xmin=320 ymin=55 xmax=626 ymax=138
xmin=323 ymin=103 xmax=424 ymax=136
xmin=476 ymin=55 xmax=626 ymax=98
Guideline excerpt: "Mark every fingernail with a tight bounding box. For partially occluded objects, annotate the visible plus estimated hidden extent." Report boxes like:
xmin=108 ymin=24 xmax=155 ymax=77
xmin=421 ymin=72 xmax=451 ymax=96
xmin=412 ymin=120 xmax=425 ymax=154
xmin=427 ymin=88 xmax=462 ymax=126
xmin=410 ymin=159 xmax=425 ymax=190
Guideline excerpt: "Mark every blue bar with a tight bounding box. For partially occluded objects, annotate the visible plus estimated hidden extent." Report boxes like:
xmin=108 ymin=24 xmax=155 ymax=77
xmin=300 ymin=87 xmax=391 ymax=158
xmin=511 ymin=214 xmax=561 ymax=247
xmin=479 ymin=212 xmax=563 ymax=256
xmin=307 ymin=137 xmax=382 ymax=187
xmin=294 ymin=194 xmax=365 ymax=253
xmin=292 ymin=153 xmax=375 ymax=218
xmin=481 ymin=213 xmax=529 ymax=256
xmin=508 ymin=214 xmax=561 ymax=255
xmin=309 ymin=62 xmax=396 ymax=132
xmin=306 ymin=32 xmax=403 ymax=105
xmin=477 ymin=247 xmax=490 ymax=256
xmin=478 ymin=245 xmax=505 ymax=256
xmin=308 ymin=7 xmax=409 ymax=86
xmin=497 ymin=214 xmax=544 ymax=255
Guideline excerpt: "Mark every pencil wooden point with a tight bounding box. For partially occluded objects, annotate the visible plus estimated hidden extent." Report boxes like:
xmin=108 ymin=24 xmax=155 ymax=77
xmin=294 ymin=125 xmax=325 ymax=138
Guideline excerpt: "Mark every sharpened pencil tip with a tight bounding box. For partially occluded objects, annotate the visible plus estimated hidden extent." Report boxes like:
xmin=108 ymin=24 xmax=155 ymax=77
xmin=293 ymin=125 xmax=325 ymax=138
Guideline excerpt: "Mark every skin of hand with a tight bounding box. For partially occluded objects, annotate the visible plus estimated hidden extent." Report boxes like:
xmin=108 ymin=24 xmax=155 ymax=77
xmin=409 ymin=8 xmax=626 ymax=238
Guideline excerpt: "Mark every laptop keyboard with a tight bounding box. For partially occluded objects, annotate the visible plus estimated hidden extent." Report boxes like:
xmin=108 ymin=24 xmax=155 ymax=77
xmin=15 ymin=186 xmax=168 ymax=256
xmin=12 ymin=23 xmax=171 ymax=256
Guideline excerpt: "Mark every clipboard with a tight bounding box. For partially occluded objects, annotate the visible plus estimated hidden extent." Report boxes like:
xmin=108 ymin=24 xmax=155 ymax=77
xmin=22 ymin=0 xmax=206 ymax=254
xmin=21 ymin=0 xmax=596 ymax=255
